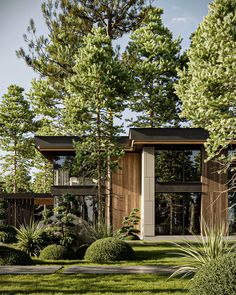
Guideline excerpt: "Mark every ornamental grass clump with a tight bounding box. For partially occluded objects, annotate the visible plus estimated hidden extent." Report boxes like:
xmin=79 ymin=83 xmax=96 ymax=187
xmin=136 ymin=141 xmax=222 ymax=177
xmin=189 ymin=253 xmax=236 ymax=295
xmin=16 ymin=220 xmax=44 ymax=256
xmin=170 ymin=222 xmax=236 ymax=278
xmin=84 ymin=237 xmax=135 ymax=262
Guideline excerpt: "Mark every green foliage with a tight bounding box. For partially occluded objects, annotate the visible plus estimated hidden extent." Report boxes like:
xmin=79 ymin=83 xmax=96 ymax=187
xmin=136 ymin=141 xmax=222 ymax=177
xmin=124 ymin=6 xmax=184 ymax=127
xmin=175 ymin=0 xmax=236 ymax=165
xmin=84 ymin=237 xmax=135 ymax=262
xmin=0 ymin=225 xmax=17 ymax=244
xmin=117 ymin=208 xmax=140 ymax=239
xmin=65 ymin=28 xmax=133 ymax=222
xmin=39 ymin=244 xmax=74 ymax=260
xmin=0 ymin=245 xmax=32 ymax=265
xmin=170 ymin=222 xmax=236 ymax=278
xmin=189 ymin=254 xmax=236 ymax=295
xmin=31 ymin=150 xmax=53 ymax=193
xmin=0 ymin=85 xmax=36 ymax=193
xmin=16 ymin=220 xmax=44 ymax=256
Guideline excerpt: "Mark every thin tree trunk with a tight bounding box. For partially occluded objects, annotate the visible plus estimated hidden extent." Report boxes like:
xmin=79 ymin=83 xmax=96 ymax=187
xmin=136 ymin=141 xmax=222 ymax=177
xmin=13 ymin=137 xmax=17 ymax=193
xmin=96 ymin=108 xmax=103 ymax=225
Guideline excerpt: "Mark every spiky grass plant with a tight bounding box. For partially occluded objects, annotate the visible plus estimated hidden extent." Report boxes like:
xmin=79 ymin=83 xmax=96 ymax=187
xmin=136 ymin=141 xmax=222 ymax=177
xmin=170 ymin=222 xmax=236 ymax=278
xmin=16 ymin=220 xmax=44 ymax=257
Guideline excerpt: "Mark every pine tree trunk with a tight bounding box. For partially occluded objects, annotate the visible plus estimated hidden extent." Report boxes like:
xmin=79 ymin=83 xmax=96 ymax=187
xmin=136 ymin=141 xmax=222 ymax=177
xmin=96 ymin=109 xmax=103 ymax=225
xmin=13 ymin=138 xmax=17 ymax=193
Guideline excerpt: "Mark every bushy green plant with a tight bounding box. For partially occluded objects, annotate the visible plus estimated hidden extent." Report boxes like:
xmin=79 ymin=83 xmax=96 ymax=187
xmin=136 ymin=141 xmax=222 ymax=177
xmin=16 ymin=220 xmax=44 ymax=256
xmin=0 ymin=245 xmax=32 ymax=265
xmin=84 ymin=237 xmax=135 ymax=262
xmin=0 ymin=225 xmax=17 ymax=243
xmin=189 ymin=254 xmax=236 ymax=295
xmin=117 ymin=208 xmax=140 ymax=240
xmin=39 ymin=244 xmax=74 ymax=260
xmin=170 ymin=222 xmax=236 ymax=277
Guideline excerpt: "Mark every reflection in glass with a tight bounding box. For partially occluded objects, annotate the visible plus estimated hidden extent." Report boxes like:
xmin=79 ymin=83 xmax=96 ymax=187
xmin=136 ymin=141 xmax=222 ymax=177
xmin=53 ymin=155 xmax=94 ymax=186
xmin=155 ymin=149 xmax=201 ymax=183
xmin=155 ymin=193 xmax=201 ymax=235
xmin=228 ymin=192 xmax=236 ymax=234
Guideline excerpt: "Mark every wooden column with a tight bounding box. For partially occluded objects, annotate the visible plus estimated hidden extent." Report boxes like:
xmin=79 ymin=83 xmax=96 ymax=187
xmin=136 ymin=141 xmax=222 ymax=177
xmin=201 ymin=149 xmax=228 ymax=232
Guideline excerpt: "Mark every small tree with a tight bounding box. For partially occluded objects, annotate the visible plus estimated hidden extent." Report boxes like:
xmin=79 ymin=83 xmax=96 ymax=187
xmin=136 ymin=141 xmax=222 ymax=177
xmin=0 ymin=85 xmax=36 ymax=193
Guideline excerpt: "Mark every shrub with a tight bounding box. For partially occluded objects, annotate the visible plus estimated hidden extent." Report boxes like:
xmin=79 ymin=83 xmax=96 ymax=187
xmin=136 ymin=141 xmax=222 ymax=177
xmin=190 ymin=254 xmax=236 ymax=295
xmin=16 ymin=220 xmax=44 ymax=256
xmin=170 ymin=222 xmax=235 ymax=277
xmin=39 ymin=244 xmax=74 ymax=260
xmin=0 ymin=225 xmax=17 ymax=243
xmin=84 ymin=237 xmax=135 ymax=262
xmin=117 ymin=208 xmax=140 ymax=239
xmin=0 ymin=245 xmax=32 ymax=265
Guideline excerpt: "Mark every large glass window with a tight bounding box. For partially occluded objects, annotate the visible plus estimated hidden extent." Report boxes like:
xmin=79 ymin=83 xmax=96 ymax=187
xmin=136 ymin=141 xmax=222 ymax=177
xmin=53 ymin=155 xmax=94 ymax=186
xmin=229 ymin=192 xmax=236 ymax=235
xmin=155 ymin=193 xmax=201 ymax=235
xmin=155 ymin=148 xmax=201 ymax=183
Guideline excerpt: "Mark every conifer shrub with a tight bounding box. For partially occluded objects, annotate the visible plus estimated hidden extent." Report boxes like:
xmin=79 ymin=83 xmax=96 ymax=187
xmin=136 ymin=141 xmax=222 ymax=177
xmin=39 ymin=244 xmax=74 ymax=260
xmin=0 ymin=245 xmax=32 ymax=265
xmin=84 ymin=237 xmax=135 ymax=262
xmin=190 ymin=254 xmax=236 ymax=295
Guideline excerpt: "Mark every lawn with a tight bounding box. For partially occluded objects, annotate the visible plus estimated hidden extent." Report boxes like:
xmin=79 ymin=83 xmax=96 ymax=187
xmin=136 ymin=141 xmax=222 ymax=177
xmin=0 ymin=242 xmax=191 ymax=295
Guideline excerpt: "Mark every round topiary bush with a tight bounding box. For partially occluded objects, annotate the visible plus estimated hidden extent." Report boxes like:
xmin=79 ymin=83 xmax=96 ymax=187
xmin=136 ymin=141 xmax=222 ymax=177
xmin=39 ymin=244 xmax=74 ymax=260
xmin=0 ymin=245 xmax=32 ymax=265
xmin=84 ymin=237 xmax=135 ymax=262
xmin=190 ymin=253 xmax=236 ymax=295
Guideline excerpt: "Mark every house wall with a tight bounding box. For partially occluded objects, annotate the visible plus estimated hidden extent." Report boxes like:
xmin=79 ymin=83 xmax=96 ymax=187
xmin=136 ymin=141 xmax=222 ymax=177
xmin=201 ymin=149 xmax=228 ymax=231
xmin=112 ymin=152 xmax=141 ymax=230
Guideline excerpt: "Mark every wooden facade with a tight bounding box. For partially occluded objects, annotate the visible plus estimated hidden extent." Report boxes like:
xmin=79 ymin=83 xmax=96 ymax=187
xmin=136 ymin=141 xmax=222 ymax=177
xmin=0 ymin=193 xmax=53 ymax=227
xmin=112 ymin=152 xmax=141 ymax=230
xmin=201 ymin=149 xmax=228 ymax=231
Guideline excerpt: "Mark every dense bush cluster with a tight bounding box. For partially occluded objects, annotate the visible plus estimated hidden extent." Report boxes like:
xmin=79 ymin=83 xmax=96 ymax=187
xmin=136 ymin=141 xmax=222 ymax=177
xmin=85 ymin=237 xmax=135 ymax=262
xmin=0 ymin=245 xmax=32 ymax=265
xmin=0 ymin=225 xmax=17 ymax=244
xmin=39 ymin=244 xmax=74 ymax=260
xmin=190 ymin=254 xmax=236 ymax=295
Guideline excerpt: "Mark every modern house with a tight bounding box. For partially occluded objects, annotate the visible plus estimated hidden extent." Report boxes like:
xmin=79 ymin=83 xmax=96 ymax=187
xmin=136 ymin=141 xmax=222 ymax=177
xmin=35 ymin=128 xmax=236 ymax=238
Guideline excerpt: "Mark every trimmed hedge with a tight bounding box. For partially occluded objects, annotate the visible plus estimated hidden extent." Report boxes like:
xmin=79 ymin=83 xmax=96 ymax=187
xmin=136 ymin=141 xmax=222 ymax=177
xmin=0 ymin=245 xmax=32 ymax=265
xmin=84 ymin=237 xmax=135 ymax=262
xmin=39 ymin=244 xmax=74 ymax=260
xmin=190 ymin=253 xmax=236 ymax=295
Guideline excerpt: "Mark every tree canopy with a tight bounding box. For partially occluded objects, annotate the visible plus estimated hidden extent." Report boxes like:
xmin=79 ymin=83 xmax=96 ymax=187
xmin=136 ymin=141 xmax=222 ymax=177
xmin=175 ymin=0 xmax=236 ymax=167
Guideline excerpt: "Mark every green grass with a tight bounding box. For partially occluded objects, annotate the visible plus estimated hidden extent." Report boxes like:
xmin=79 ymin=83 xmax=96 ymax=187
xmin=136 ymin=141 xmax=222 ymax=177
xmin=0 ymin=242 xmax=191 ymax=295
xmin=34 ymin=242 xmax=195 ymax=267
xmin=0 ymin=273 xmax=189 ymax=295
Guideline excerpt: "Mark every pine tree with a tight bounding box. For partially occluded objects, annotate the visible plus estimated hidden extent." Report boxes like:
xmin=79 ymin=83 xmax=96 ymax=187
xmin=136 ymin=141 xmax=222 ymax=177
xmin=65 ymin=28 xmax=132 ymax=224
xmin=175 ymin=0 xmax=236 ymax=172
xmin=16 ymin=0 xmax=149 ymax=134
xmin=124 ymin=7 xmax=184 ymax=127
xmin=0 ymin=85 xmax=36 ymax=193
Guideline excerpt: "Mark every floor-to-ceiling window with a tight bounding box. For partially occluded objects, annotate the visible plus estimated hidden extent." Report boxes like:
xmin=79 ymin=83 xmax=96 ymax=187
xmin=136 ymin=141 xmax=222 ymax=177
xmin=155 ymin=147 xmax=202 ymax=235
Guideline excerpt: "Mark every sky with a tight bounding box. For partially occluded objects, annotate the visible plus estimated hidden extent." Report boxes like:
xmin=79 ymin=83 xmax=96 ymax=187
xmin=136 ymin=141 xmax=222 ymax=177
xmin=0 ymin=0 xmax=212 ymax=98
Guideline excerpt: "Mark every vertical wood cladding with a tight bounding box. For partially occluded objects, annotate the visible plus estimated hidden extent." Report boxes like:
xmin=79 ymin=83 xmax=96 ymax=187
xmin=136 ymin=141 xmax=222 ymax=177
xmin=201 ymin=149 xmax=228 ymax=231
xmin=112 ymin=152 xmax=141 ymax=230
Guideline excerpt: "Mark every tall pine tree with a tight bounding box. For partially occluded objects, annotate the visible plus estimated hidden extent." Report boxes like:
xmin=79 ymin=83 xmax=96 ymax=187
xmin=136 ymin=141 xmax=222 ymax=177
xmin=124 ymin=7 xmax=184 ymax=127
xmin=65 ymin=28 xmax=132 ymax=224
xmin=0 ymin=85 xmax=36 ymax=193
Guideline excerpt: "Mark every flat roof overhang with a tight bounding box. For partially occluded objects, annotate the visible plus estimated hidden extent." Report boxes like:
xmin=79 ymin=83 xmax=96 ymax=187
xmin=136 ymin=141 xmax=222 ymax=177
xmin=35 ymin=128 xmax=236 ymax=154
